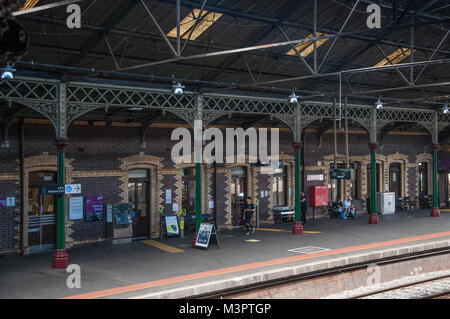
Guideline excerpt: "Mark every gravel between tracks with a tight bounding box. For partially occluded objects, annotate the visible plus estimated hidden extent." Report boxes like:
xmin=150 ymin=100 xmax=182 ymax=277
xmin=323 ymin=269 xmax=450 ymax=299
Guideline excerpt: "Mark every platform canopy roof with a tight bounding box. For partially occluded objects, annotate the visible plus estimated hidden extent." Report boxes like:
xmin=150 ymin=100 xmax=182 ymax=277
xmin=8 ymin=0 xmax=450 ymax=112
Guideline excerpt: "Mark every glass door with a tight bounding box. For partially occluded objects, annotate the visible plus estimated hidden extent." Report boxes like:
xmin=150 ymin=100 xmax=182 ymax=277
xmin=389 ymin=163 xmax=401 ymax=197
xmin=182 ymin=168 xmax=196 ymax=215
xmin=128 ymin=169 xmax=150 ymax=238
xmin=28 ymin=171 xmax=57 ymax=251
xmin=231 ymin=167 xmax=246 ymax=227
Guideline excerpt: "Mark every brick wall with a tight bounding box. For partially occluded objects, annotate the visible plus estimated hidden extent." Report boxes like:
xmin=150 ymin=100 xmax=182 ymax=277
xmin=0 ymin=122 xmax=436 ymax=254
xmin=69 ymin=176 xmax=121 ymax=244
xmin=0 ymin=180 xmax=20 ymax=254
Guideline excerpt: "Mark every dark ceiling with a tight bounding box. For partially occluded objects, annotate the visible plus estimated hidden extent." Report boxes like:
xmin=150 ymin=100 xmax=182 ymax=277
xmin=8 ymin=0 xmax=450 ymax=110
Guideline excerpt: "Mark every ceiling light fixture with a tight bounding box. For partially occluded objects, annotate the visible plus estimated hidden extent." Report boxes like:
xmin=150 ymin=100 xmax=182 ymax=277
xmin=375 ymin=98 xmax=383 ymax=109
xmin=289 ymin=90 xmax=299 ymax=104
xmin=443 ymin=104 xmax=449 ymax=114
xmin=173 ymin=81 xmax=185 ymax=95
xmin=1 ymin=65 xmax=15 ymax=79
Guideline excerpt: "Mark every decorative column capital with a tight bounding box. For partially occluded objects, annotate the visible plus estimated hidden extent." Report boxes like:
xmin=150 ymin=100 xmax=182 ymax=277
xmin=431 ymin=143 xmax=440 ymax=152
xmin=54 ymin=138 xmax=69 ymax=152
xmin=292 ymin=141 xmax=303 ymax=152
xmin=368 ymin=142 xmax=378 ymax=152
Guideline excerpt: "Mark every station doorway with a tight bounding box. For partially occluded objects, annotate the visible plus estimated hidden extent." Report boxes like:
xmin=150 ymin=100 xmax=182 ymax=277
xmin=28 ymin=171 xmax=57 ymax=252
xmin=231 ymin=167 xmax=247 ymax=227
xmin=418 ymin=162 xmax=428 ymax=198
xmin=182 ymin=167 xmax=196 ymax=215
xmin=389 ymin=163 xmax=402 ymax=197
xmin=128 ymin=169 xmax=150 ymax=238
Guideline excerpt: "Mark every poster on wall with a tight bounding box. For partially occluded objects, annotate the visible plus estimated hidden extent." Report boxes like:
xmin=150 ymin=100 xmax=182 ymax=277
xmin=69 ymin=196 xmax=84 ymax=220
xmin=85 ymin=196 xmax=104 ymax=222
xmin=0 ymin=197 xmax=15 ymax=207
xmin=164 ymin=214 xmax=179 ymax=237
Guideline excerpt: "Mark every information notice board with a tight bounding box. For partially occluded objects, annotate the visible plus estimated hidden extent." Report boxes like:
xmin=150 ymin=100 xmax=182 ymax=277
xmin=69 ymin=196 xmax=84 ymax=220
xmin=164 ymin=214 xmax=180 ymax=237
xmin=195 ymin=223 xmax=219 ymax=249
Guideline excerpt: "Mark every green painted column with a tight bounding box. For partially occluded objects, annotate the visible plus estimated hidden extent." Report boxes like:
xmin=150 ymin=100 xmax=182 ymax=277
xmin=52 ymin=138 xmax=69 ymax=268
xmin=195 ymin=162 xmax=202 ymax=231
xmin=431 ymin=143 xmax=440 ymax=217
xmin=292 ymin=141 xmax=303 ymax=234
xmin=368 ymin=143 xmax=379 ymax=224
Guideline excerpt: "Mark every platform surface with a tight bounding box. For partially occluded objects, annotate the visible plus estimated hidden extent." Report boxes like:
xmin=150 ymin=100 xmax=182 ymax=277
xmin=0 ymin=210 xmax=449 ymax=299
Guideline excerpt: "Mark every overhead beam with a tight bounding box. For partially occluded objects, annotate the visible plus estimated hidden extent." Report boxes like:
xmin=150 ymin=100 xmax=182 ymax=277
xmin=61 ymin=0 xmax=140 ymax=74
xmin=12 ymin=0 xmax=84 ymax=16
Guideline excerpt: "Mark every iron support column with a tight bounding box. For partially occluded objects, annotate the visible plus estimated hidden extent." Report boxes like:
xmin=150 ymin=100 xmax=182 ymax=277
xmin=431 ymin=143 xmax=440 ymax=217
xmin=53 ymin=138 xmax=69 ymax=268
xmin=369 ymin=107 xmax=379 ymax=224
xmin=431 ymin=112 xmax=440 ymax=217
xmin=52 ymin=83 xmax=68 ymax=268
xmin=293 ymin=102 xmax=303 ymax=235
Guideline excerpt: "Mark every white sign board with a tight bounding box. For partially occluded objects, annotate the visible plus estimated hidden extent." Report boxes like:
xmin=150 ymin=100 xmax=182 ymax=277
xmin=165 ymin=189 xmax=172 ymax=204
xmin=69 ymin=196 xmax=84 ymax=220
xmin=65 ymin=184 xmax=81 ymax=194
xmin=106 ymin=204 xmax=113 ymax=223
xmin=307 ymin=174 xmax=324 ymax=181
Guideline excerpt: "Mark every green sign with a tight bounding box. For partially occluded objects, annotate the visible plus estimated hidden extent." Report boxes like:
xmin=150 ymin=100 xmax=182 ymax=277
xmin=329 ymin=169 xmax=351 ymax=180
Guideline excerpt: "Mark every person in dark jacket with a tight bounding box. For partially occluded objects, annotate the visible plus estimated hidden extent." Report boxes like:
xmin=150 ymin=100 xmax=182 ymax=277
xmin=244 ymin=196 xmax=255 ymax=235
xmin=300 ymin=191 xmax=307 ymax=224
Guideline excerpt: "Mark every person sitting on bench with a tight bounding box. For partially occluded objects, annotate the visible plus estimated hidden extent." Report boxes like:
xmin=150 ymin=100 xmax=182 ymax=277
xmin=343 ymin=196 xmax=356 ymax=219
xmin=338 ymin=201 xmax=346 ymax=220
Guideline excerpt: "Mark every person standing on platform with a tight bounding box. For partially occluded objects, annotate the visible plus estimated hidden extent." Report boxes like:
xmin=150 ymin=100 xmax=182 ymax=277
xmin=244 ymin=196 xmax=255 ymax=235
xmin=301 ymin=191 xmax=307 ymax=225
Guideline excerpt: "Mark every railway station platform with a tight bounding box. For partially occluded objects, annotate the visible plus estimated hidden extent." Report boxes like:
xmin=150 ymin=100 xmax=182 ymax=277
xmin=0 ymin=209 xmax=449 ymax=299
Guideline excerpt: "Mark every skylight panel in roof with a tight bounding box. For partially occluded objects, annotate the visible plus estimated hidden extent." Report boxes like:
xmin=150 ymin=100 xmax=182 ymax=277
xmin=167 ymin=9 xmax=223 ymax=40
xmin=374 ymin=48 xmax=415 ymax=67
xmin=285 ymin=32 xmax=328 ymax=57
xmin=19 ymin=0 xmax=40 ymax=11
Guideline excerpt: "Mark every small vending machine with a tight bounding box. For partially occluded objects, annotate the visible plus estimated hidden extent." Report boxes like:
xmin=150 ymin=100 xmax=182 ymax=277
xmin=106 ymin=203 xmax=133 ymax=245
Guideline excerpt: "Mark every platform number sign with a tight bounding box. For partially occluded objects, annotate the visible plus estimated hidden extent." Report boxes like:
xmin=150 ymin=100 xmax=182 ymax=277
xmin=0 ymin=197 xmax=15 ymax=207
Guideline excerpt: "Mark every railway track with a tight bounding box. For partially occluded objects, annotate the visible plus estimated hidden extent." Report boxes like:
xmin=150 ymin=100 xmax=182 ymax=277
xmin=349 ymin=274 xmax=450 ymax=299
xmin=194 ymin=248 xmax=450 ymax=299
